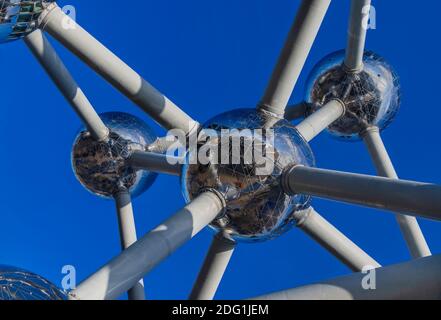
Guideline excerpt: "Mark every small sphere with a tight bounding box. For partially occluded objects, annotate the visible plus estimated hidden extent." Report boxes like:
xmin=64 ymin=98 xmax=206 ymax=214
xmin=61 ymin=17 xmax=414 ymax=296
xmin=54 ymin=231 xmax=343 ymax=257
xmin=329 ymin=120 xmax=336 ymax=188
xmin=0 ymin=1 xmax=53 ymax=43
xmin=71 ymin=112 xmax=158 ymax=199
xmin=181 ymin=109 xmax=315 ymax=242
xmin=304 ymin=50 xmax=401 ymax=140
xmin=0 ymin=265 xmax=66 ymax=300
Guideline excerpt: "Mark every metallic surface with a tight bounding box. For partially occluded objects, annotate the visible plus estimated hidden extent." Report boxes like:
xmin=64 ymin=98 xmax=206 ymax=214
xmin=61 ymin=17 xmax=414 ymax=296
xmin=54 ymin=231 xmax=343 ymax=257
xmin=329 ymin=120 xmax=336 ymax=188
xmin=284 ymin=102 xmax=307 ymax=121
xmin=190 ymin=234 xmax=236 ymax=300
xmin=0 ymin=0 xmax=436 ymax=301
xmin=362 ymin=126 xmax=431 ymax=258
xmin=39 ymin=3 xmax=198 ymax=133
xmin=284 ymin=165 xmax=441 ymax=220
xmin=24 ymin=29 xmax=109 ymax=141
xmin=72 ymin=112 xmax=157 ymax=199
xmin=182 ymin=109 xmax=315 ymax=242
xmin=0 ymin=265 xmax=66 ymax=300
xmin=129 ymin=151 xmax=181 ymax=176
xmin=295 ymin=208 xmax=380 ymax=271
xmin=0 ymin=0 xmax=52 ymax=43
xmin=70 ymin=191 xmax=226 ymax=300
xmin=296 ymin=99 xmax=345 ymax=142
xmin=115 ymin=191 xmax=145 ymax=300
xmin=259 ymin=0 xmax=331 ymax=116
xmin=305 ymin=50 xmax=401 ymax=140
xmin=252 ymin=254 xmax=441 ymax=300
xmin=345 ymin=0 xmax=372 ymax=71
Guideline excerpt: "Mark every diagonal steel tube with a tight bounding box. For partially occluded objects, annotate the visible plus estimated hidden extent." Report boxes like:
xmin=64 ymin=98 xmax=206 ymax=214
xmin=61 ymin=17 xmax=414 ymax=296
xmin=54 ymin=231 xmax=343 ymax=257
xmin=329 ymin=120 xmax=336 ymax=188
xmin=147 ymin=136 xmax=181 ymax=154
xmin=282 ymin=165 xmax=441 ymax=221
xmin=258 ymin=0 xmax=331 ymax=116
xmin=362 ymin=127 xmax=431 ymax=259
xmin=344 ymin=0 xmax=372 ymax=71
xmin=189 ymin=233 xmax=236 ymax=300
xmin=128 ymin=151 xmax=182 ymax=176
xmin=295 ymin=99 xmax=345 ymax=142
xmin=114 ymin=191 xmax=145 ymax=300
xmin=251 ymin=254 xmax=441 ymax=300
xmin=38 ymin=3 xmax=198 ymax=134
xmin=295 ymin=208 xmax=380 ymax=271
xmin=24 ymin=29 xmax=109 ymax=141
xmin=70 ymin=191 xmax=226 ymax=300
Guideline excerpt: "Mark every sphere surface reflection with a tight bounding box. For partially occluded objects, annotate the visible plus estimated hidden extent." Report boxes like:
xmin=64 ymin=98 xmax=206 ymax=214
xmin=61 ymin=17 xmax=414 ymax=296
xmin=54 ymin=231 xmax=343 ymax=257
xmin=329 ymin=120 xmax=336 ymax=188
xmin=182 ymin=109 xmax=315 ymax=242
xmin=72 ymin=112 xmax=157 ymax=199
xmin=0 ymin=1 xmax=53 ymax=43
xmin=0 ymin=265 xmax=66 ymax=300
xmin=305 ymin=50 xmax=401 ymax=140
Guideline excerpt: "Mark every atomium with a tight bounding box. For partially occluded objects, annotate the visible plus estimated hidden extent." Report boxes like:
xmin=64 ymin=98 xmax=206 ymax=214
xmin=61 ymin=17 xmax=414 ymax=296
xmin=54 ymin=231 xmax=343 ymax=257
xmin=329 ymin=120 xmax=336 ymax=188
xmin=0 ymin=0 xmax=52 ymax=43
xmin=182 ymin=109 xmax=315 ymax=242
xmin=0 ymin=266 xmax=66 ymax=300
xmin=1 ymin=0 xmax=440 ymax=301
xmin=71 ymin=112 xmax=158 ymax=199
xmin=304 ymin=50 xmax=401 ymax=140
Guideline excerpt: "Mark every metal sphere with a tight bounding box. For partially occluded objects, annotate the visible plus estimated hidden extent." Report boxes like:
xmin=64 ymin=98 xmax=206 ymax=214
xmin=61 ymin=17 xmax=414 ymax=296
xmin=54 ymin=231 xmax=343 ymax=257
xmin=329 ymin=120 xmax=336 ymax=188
xmin=181 ymin=109 xmax=315 ymax=242
xmin=0 ymin=265 xmax=66 ymax=300
xmin=0 ymin=1 xmax=53 ymax=43
xmin=305 ymin=50 xmax=401 ymax=140
xmin=71 ymin=112 xmax=158 ymax=199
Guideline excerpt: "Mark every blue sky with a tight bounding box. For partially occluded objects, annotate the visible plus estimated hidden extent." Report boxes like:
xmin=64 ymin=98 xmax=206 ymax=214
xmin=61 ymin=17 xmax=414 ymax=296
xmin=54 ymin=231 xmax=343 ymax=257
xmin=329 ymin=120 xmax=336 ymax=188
xmin=1 ymin=0 xmax=441 ymax=299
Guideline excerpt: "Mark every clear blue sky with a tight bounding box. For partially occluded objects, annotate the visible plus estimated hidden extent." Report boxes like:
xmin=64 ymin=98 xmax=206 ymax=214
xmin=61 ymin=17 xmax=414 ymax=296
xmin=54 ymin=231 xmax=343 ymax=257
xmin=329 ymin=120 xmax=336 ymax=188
xmin=1 ymin=0 xmax=440 ymax=299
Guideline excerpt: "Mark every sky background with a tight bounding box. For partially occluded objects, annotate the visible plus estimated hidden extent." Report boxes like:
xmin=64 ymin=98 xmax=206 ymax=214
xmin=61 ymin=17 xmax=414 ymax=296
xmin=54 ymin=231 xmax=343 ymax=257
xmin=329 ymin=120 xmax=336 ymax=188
xmin=1 ymin=0 xmax=441 ymax=300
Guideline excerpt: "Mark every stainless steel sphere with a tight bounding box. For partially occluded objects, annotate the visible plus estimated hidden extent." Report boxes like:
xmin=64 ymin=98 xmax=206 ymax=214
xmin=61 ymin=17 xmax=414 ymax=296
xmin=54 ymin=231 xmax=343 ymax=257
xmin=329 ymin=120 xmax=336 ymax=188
xmin=71 ymin=112 xmax=158 ymax=199
xmin=181 ymin=109 xmax=315 ymax=242
xmin=0 ymin=265 xmax=66 ymax=300
xmin=0 ymin=1 xmax=53 ymax=43
xmin=305 ymin=50 xmax=401 ymax=140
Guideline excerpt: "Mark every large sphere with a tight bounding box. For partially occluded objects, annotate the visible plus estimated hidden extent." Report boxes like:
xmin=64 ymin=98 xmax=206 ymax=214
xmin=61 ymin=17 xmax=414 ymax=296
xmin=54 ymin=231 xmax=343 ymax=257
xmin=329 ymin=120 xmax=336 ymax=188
xmin=72 ymin=112 xmax=158 ymax=199
xmin=304 ymin=50 xmax=401 ymax=140
xmin=181 ymin=109 xmax=315 ymax=242
xmin=0 ymin=265 xmax=66 ymax=300
xmin=0 ymin=1 xmax=53 ymax=43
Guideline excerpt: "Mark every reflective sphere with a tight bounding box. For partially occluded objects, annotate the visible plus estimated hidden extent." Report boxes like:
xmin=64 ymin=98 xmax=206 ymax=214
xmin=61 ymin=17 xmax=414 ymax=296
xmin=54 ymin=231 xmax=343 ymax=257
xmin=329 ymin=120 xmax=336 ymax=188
xmin=181 ymin=109 xmax=315 ymax=242
xmin=0 ymin=265 xmax=66 ymax=300
xmin=72 ymin=112 xmax=158 ymax=199
xmin=305 ymin=50 xmax=401 ymax=140
xmin=0 ymin=1 xmax=53 ymax=43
